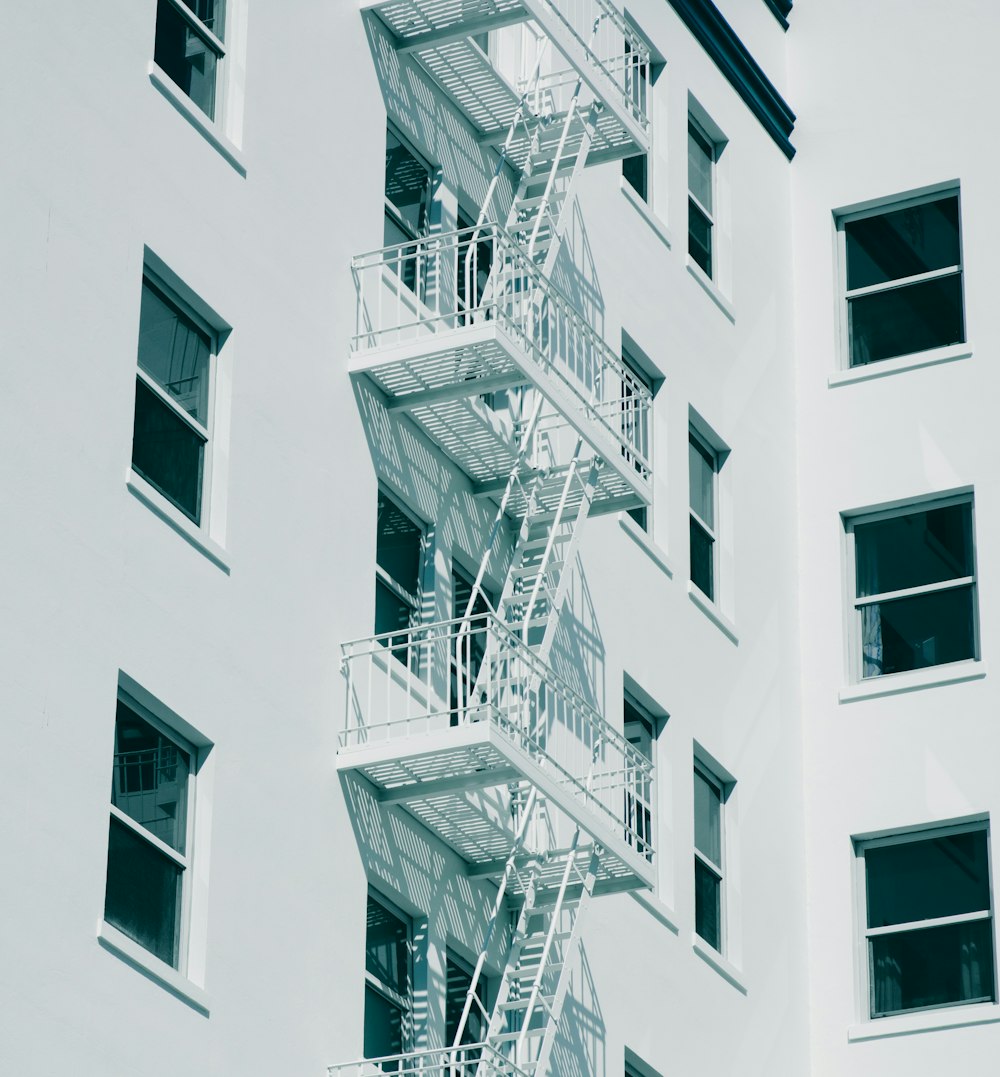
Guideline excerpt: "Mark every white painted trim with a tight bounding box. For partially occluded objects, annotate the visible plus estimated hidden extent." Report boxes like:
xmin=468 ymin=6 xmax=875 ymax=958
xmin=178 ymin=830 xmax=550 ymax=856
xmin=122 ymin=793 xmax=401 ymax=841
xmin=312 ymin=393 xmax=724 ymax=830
xmin=127 ymin=470 xmax=232 ymax=574
xmin=687 ymin=582 xmax=739 ymax=644
xmin=848 ymin=1001 xmax=1000 ymax=1042
xmin=630 ymin=888 xmax=680 ymax=934
xmin=685 ymin=256 xmax=736 ymax=323
xmin=691 ymin=932 xmax=747 ymax=994
xmin=148 ymin=63 xmax=247 ymax=177
xmin=828 ymin=343 xmax=973 ymax=387
xmin=97 ymin=921 xmax=210 ymax=1015
xmin=619 ymin=177 xmax=672 ymax=248
xmin=618 ymin=513 xmax=673 ymax=577
xmin=838 ymin=660 xmax=986 ymax=703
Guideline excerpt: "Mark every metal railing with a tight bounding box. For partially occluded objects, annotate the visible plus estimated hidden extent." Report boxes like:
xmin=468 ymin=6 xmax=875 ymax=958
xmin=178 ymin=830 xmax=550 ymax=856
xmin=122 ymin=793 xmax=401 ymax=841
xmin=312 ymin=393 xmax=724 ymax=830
xmin=340 ymin=612 xmax=655 ymax=859
xmin=328 ymin=1045 xmax=531 ymax=1077
xmin=352 ymin=224 xmax=651 ymax=478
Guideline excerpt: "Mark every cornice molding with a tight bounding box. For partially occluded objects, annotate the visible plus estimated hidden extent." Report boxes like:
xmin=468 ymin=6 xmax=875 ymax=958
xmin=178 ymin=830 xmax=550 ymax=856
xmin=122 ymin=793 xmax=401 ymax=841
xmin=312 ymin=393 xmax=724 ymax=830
xmin=668 ymin=0 xmax=796 ymax=159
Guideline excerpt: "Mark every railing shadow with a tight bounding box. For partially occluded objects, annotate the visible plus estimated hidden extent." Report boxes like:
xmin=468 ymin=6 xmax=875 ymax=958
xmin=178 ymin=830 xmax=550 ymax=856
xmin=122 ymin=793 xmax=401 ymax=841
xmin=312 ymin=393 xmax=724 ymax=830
xmin=545 ymin=557 xmax=605 ymax=715
xmin=548 ymin=200 xmax=606 ymax=343
xmin=548 ymin=944 xmax=606 ymax=1077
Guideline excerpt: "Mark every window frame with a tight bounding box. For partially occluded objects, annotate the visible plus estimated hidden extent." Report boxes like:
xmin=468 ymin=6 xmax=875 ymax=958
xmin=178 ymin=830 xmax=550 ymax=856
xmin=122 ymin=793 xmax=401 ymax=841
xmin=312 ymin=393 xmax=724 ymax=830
xmin=154 ymin=0 xmax=227 ymax=121
xmin=688 ymin=428 xmax=719 ymax=602
xmin=620 ymin=25 xmax=655 ymax=204
xmin=687 ymin=115 xmax=717 ymax=280
xmin=365 ymin=890 xmax=414 ymax=1059
xmin=693 ymin=760 xmax=726 ymax=955
xmin=843 ymin=492 xmax=980 ymax=684
xmin=445 ymin=945 xmax=490 ymax=1049
xmin=836 ymin=186 xmax=965 ymax=370
xmin=623 ymin=691 xmax=657 ymax=863
xmin=621 ymin=342 xmax=655 ymax=532
xmin=104 ymin=687 xmax=200 ymax=974
xmin=384 ymin=123 xmax=435 ymax=249
xmin=132 ymin=268 xmax=221 ymax=530
xmin=853 ymin=819 xmax=997 ymax=1021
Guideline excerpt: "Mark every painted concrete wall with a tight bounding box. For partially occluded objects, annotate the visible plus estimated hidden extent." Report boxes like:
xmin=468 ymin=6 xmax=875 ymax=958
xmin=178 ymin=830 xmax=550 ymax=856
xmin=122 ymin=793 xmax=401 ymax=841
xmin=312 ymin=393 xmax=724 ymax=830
xmin=790 ymin=2 xmax=1000 ymax=1073
xmin=1 ymin=1 xmax=809 ymax=1075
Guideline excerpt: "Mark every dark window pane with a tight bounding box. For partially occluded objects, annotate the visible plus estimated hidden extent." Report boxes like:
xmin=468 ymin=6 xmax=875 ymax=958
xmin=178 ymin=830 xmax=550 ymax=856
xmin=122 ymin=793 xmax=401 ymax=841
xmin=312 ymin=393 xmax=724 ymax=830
xmin=446 ymin=954 xmax=487 ymax=1048
xmin=154 ymin=0 xmax=219 ymax=119
xmin=112 ymin=701 xmax=189 ymax=853
xmin=456 ymin=210 xmax=493 ymax=318
xmin=132 ymin=378 xmax=205 ymax=523
xmin=688 ymin=126 xmax=713 ymax=213
xmin=694 ymin=769 xmax=721 ymax=864
xmin=856 ymin=503 xmax=973 ymax=597
xmin=867 ymin=832 xmax=991 ymax=928
xmin=689 ymin=437 xmax=715 ymax=526
xmin=138 ymin=282 xmax=210 ymax=425
xmin=871 ymin=919 xmax=994 ymax=1017
xmin=846 ymin=196 xmax=960 ymax=291
xmin=861 ymin=585 xmax=976 ymax=677
xmin=377 ymin=492 xmax=423 ymax=599
xmin=385 ymin=131 xmax=430 ymax=237
xmin=177 ymin=0 xmax=224 ymax=39
xmin=694 ymin=858 xmax=721 ymax=950
xmin=105 ymin=817 xmax=181 ymax=967
xmin=366 ymin=897 xmax=409 ymax=996
xmin=623 ymin=154 xmax=648 ymax=201
xmin=690 ymin=517 xmax=714 ymax=600
xmin=848 ymin=274 xmax=964 ymax=366
xmin=688 ymin=199 xmax=713 ymax=278
xmin=364 ymin=984 xmax=405 ymax=1063
xmin=626 ymin=506 xmax=648 ymax=531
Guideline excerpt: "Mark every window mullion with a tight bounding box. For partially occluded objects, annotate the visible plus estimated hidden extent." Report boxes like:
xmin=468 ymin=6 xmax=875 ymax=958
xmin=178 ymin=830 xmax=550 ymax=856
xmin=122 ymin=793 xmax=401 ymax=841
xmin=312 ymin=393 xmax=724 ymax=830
xmin=866 ymin=908 xmax=991 ymax=938
xmin=163 ymin=0 xmax=226 ymax=56
xmin=846 ymin=263 xmax=961 ymax=300
xmin=854 ymin=575 xmax=975 ymax=607
xmin=375 ymin=564 xmax=420 ymax=612
xmin=694 ymin=846 xmax=722 ymax=878
xmin=365 ymin=969 xmax=410 ymax=1013
xmin=689 ymin=507 xmax=716 ymax=540
xmin=109 ymin=803 xmax=189 ymax=869
xmin=136 ymin=368 xmax=211 ymax=440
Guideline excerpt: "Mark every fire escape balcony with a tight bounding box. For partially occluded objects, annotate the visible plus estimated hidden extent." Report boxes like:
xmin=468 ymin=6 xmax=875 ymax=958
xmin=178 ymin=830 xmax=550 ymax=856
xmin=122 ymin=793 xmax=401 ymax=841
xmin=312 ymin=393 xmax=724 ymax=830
xmin=366 ymin=0 xmax=650 ymax=166
xmin=329 ymin=1044 xmax=530 ymax=1077
xmin=339 ymin=612 xmax=656 ymax=893
xmin=352 ymin=224 xmax=652 ymax=518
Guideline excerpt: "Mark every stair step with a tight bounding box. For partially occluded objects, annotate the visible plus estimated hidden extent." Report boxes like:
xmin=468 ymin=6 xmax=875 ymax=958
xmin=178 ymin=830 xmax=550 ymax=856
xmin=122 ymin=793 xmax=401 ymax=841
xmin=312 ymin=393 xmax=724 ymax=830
xmin=519 ymin=930 xmax=572 ymax=947
xmin=491 ymin=1026 xmax=548 ymax=1043
xmin=510 ymin=961 xmax=563 ymax=979
xmin=499 ymin=994 xmax=555 ymax=1012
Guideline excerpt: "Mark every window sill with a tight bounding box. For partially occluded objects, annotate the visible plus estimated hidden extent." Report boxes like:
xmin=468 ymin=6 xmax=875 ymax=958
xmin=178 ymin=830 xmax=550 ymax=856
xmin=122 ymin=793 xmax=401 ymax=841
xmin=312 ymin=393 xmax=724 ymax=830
xmin=148 ymin=62 xmax=247 ymax=177
xmin=691 ymin=932 xmax=747 ymax=995
xmin=687 ymin=582 xmax=738 ymax=644
xmin=685 ymin=256 xmax=735 ymax=324
xmin=839 ymin=660 xmax=986 ymax=703
xmin=828 ymin=342 xmax=972 ymax=387
xmin=618 ymin=513 xmax=673 ymax=577
xmin=98 ymin=921 xmax=210 ymax=1015
xmin=619 ymin=178 xmax=672 ymax=248
xmin=630 ymin=889 xmax=680 ymax=934
xmin=127 ymin=470 xmax=231 ymax=574
xmin=848 ymin=1001 xmax=1000 ymax=1041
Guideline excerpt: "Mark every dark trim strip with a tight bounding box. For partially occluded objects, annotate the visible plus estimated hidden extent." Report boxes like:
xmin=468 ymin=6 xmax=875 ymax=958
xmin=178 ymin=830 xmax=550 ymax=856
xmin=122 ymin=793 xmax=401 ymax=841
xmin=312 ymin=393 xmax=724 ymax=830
xmin=668 ymin=0 xmax=796 ymax=159
xmin=762 ymin=0 xmax=791 ymax=31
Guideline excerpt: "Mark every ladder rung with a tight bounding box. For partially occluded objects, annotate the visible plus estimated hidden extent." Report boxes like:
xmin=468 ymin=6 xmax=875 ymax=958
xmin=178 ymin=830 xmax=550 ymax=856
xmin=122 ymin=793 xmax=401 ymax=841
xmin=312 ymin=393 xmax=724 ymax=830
xmin=511 ymin=961 xmax=563 ymax=979
xmin=499 ymin=994 xmax=555 ymax=1012
xmin=491 ymin=1027 xmax=548 ymax=1043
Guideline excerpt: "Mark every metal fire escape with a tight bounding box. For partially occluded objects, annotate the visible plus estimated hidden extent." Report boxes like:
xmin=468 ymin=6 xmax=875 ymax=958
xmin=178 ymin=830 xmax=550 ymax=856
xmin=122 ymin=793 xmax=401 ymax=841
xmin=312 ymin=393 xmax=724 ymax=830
xmin=334 ymin=2 xmax=654 ymax=1074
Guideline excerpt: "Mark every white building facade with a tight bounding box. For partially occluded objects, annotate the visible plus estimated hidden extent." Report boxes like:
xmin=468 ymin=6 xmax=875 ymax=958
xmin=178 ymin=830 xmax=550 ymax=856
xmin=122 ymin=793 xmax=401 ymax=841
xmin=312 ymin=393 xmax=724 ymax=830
xmin=0 ymin=1 xmax=994 ymax=1075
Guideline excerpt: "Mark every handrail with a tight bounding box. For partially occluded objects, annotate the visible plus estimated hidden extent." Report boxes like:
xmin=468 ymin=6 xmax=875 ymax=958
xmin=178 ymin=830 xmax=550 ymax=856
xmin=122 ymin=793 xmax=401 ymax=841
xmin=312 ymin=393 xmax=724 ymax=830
xmin=327 ymin=1044 xmax=532 ymax=1077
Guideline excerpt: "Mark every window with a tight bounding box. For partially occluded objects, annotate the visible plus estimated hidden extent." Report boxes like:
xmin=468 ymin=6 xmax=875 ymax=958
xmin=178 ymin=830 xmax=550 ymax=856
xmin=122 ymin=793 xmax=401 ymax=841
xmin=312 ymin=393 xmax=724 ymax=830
xmin=857 ymin=823 xmax=995 ymax=1018
xmin=365 ymin=894 xmax=412 ymax=1063
xmin=104 ymin=693 xmax=195 ymax=969
xmin=446 ymin=949 xmax=488 ymax=1051
xmin=154 ymin=0 xmax=226 ymax=120
xmin=688 ymin=430 xmax=718 ymax=601
xmin=687 ymin=118 xmax=716 ymax=278
xmin=132 ymin=274 xmax=216 ymax=526
xmin=693 ymin=764 xmax=724 ymax=952
xmin=621 ymin=344 xmax=654 ymax=532
xmin=840 ymin=190 xmax=965 ymax=368
xmin=451 ymin=562 xmax=496 ymax=721
xmin=847 ymin=496 xmax=977 ymax=680
xmin=621 ymin=32 xmax=654 ymax=203
xmin=385 ymin=127 xmax=433 ymax=294
xmin=376 ymin=490 xmax=426 ymax=661
xmin=623 ymin=694 xmax=655 ymax=860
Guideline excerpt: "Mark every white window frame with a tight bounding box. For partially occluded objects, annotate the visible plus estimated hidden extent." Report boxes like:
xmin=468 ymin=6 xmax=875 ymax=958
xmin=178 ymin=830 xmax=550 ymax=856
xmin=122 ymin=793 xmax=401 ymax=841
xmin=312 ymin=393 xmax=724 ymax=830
xmin=687 ymin=115 xmax=717 ymax=278
xmin=366 ymin=890 xmax=414 ymax=1057
xmin=843 ymin=492 xmax=979 ymax=684
xmin=693 ymin=760 xmax=727 ymax=954
xmin=621 ymin=341 xmax=656 ymax=533
xmin=853 ymin=819 xmax=997 ymax=1022
xmin=620 ymin=22 xmax=657 ymax=206
xmin=155 ymin=0 xmax=227 ymax=117
xmin=835 ymin=185 xmax=965 ymax=371
xmin=623 ymin=690 xmax=658 ymax=863
xmin=103 ymin=684 xmax=207 ymax=978
xmin=688 ymin=427 xmax=719 ymax=601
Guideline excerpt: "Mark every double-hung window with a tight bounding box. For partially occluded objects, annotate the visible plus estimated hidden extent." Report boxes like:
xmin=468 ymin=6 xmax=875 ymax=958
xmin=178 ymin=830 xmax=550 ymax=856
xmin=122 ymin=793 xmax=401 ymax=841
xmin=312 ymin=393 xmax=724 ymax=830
xmin=688 ymin=431 xmax=718 ymax=601
xmin=687 ymin=119 xmax=716 ymax=279
xmin=623 ymin=694 xmax=655 ymax=861
xmin=848 ymin=496 xmax=977 ymax=680
xmin=375 ymin=490 xmax=426 ymax=663
xmin=857 ymin=823 xmax=995 ymax=1018
xmin=154 ymin=0 xmax=226 ymax=120
xmin=693 ymin=764 xmax=725 ymax=953
xmin=104 ymin=694 xmax=195 ymax=970
xmin=365 ymin=893 xmax=412 ymax=1062
xmin=621 ymin=345 xmax=654 ymax=531
xmin=840 ymin=191 xmax=965 ymax=367
xmin=132 ymin=275 xmax=216 ymax=527
xmin=446 ymin=949 xmax=488 ymax=1052
xmin=385 ymin=128 xmax=433 ymax=295
xmin=450 ymin=563 xmax=496 ymax=721
xmin=621 ymin=34 xmax=650 ymax=202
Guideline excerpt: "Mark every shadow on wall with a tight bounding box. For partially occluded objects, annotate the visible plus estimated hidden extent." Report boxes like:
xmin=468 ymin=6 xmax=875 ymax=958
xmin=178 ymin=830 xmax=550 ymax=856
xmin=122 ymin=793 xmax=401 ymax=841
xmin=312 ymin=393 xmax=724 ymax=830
xmin=549 ymin=944 xmax=606 ymax=1077
xmin=547 ymin=557 xmax=606 ymax=714
xmin=549 ymin=199 xmax=606 ymax=340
